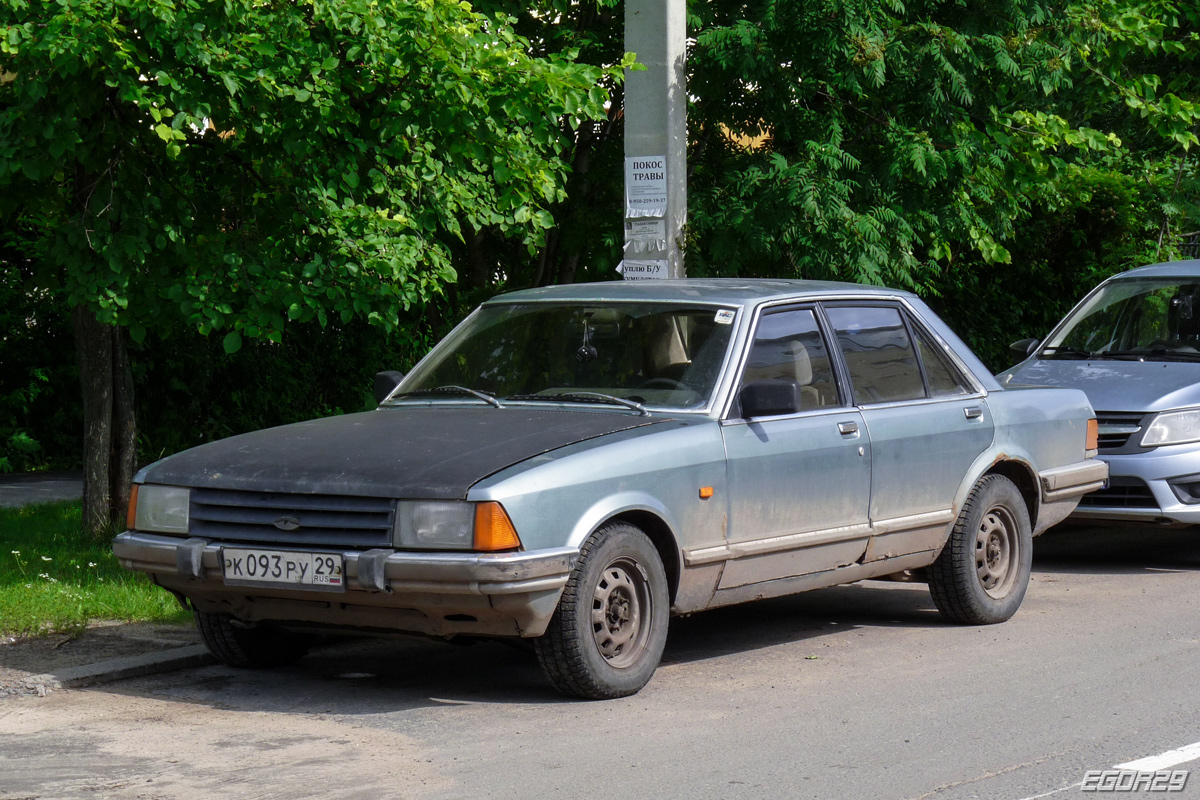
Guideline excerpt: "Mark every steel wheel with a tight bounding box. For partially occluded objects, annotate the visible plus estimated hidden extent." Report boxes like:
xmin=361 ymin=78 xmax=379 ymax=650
xmin=535 ymin=522 xmax=669 ymax=699
xmin=976 ymin=506 xmax=1020 ymax=598
xmin=591 ymin=557 xmax=652 ymax=668
xmin=929 ymin=474 xmax=1033 ymax=625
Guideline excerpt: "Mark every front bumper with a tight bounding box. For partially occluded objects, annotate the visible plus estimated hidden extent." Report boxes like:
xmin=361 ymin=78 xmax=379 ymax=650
xmin=113 ymin=531 xmax=576 ymax=637
xmin=1072 ymin=445 xmax=1200 ymax=525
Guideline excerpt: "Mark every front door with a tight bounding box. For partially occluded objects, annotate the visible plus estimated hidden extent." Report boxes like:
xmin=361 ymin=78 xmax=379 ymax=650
xmin=719 ymin=306 xmax=872 ymax=589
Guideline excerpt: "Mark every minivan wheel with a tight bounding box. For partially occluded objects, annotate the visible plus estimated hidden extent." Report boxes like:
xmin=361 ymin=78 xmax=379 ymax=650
xmin=534 ymin=522 xmax=669 ymax=699
xmin=194 ymin=610 xmax=310 ymax=668
xmin=928 ymin=474 xmax=1032 ymax=625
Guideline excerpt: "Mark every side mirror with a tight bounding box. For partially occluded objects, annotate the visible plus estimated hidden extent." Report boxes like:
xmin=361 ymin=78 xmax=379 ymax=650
xmin=374 ymin=370 xmax=406 ymax=404
xmin=739 ymin=379 xmax=801 ymax=418
xmin=1010 ymin=338 xmax=1039 ymax=359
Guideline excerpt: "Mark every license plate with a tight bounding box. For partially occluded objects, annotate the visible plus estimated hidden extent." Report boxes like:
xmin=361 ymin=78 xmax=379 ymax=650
xmin=222 ymin=547 xmax=344 ymax=591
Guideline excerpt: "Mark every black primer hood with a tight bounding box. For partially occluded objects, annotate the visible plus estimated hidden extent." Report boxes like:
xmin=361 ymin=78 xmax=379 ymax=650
xmin=138 ymin=406 xmax=663 ymax=499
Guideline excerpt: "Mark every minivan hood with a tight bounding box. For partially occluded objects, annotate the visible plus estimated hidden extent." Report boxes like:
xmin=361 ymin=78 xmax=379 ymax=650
xmin=1001 ymin=358 xmax=1200 ymax=413
xmin=136 ymin=406 xmax=664 ymax=499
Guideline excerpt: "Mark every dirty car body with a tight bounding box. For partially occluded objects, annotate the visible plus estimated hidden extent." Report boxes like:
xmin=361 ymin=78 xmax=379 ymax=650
xmin=114 ymin=280 xmax=1104 ymax=698
xmin=1002 ymin=259 xmax=1200 ymax=526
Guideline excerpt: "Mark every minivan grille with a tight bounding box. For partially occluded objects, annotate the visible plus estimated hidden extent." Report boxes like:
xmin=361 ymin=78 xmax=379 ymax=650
xmin=189 ymin=488 xmax=394 ymax=547
xmin=1077 ymin=477 xmax=1158 ymax=509
xmin=1094 ymin=411 xmax=1146 ymax=452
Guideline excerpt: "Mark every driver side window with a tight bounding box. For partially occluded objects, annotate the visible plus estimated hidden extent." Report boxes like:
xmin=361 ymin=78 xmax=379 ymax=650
xmin=741 ymin=308 xmax=839 ymax=410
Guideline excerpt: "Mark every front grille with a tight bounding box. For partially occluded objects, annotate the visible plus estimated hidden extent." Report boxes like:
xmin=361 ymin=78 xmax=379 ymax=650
xmin=1094 ymin=411 xmax=1146 ymax=452
xmin=189 ymin=488 xmax=394 ymax=547
xmin=1077 ymin=477 xmax=1158 ymax=509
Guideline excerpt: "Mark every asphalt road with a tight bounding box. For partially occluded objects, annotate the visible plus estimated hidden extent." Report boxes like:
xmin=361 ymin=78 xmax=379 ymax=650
xmin=2 ymin=524 xmax=1199 ymax=800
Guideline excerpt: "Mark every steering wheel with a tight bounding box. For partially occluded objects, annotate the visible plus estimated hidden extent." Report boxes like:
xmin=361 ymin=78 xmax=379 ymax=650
xmin=638 ymin=377 xmax=688 ymax=391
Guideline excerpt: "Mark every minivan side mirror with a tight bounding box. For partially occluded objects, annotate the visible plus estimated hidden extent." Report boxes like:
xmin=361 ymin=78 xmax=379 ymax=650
xmin=1010 ymin=338 xmax=1039 ymax=359
xmin=740 ymin=379 xmax=801 ymax=418
xmin=374 ymin=370 xmax=406 ymax=404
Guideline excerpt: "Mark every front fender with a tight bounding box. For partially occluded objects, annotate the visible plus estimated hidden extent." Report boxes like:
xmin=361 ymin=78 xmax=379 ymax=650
xmin=566 ymin=491 xmax=683 ymax=550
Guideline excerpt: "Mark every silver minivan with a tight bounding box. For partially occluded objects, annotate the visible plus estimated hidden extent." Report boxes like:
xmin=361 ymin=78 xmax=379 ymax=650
xmin=1001 ymin=259 xmax=1200 ymax=525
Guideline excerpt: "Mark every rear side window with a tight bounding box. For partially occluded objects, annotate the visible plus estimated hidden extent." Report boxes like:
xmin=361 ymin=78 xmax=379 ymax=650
xmin=914 ymin=326 xmax=971 ymax=396
xmin=825 ymin=306 xmax=924 ymax=404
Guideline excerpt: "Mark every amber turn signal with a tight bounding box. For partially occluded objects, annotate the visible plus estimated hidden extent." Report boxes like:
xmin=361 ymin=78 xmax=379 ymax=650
xmin=474 ymin=501 xmax=522 ymax=551
xmin=1086 ymin=418 xmax=1099 ymax=451
xmin=699 ymin=486 xmax=714 ymax=499
xmin=126 ymin=484 xmax=140 ymax=530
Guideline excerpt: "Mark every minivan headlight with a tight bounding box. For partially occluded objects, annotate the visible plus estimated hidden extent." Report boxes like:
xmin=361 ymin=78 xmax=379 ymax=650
xmin=1141 ymin=409 xmax=1200 ymax=448
xmin=130 ymin=485 xmax=191 ymax=534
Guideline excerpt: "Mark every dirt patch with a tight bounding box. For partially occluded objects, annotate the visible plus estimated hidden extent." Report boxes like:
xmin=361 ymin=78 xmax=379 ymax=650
xmin=0 ymin=689 xmax=450 ymax=799
xmin=0 ymin=621 xmax=199 ymax=696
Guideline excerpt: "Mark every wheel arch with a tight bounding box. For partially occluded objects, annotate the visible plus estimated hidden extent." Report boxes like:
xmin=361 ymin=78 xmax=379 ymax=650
xmin=606 ymin=509 xmax=682 ymax=606
xmin=984 ymin=460 xmax=1040 ymax=530
xmin=953 ymin=447 xmax=1041 ymax=535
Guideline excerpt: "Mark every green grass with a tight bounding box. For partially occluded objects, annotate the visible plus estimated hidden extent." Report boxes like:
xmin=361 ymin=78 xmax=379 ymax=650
xmin=0 ymin=501 xmax=190 ymax=636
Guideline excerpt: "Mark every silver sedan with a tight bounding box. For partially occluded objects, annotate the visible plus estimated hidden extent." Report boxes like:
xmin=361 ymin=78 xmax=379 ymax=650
xmin=115 ymin=279 xmax=1104 ymax=698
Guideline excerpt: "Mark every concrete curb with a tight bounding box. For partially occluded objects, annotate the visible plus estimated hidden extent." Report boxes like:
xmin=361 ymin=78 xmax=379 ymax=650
xmin=26 ymin=644 xmax=216 ymax=690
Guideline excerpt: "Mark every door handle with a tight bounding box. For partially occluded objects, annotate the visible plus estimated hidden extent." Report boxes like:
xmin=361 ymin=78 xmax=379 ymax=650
xmin=964 ymin=407 xmax=983 ymax=420
xmin=838 ymin=421 xmax=859 ymax=435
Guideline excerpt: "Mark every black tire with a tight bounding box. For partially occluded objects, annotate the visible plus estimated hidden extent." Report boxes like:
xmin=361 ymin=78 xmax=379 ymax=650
xmin=928 ymin=474 xmax=1032 ymax=625
xmin=194 ymin=610 xmax=310 ymax=668
xmin=534 ymin=522 xmax=669 ymax=699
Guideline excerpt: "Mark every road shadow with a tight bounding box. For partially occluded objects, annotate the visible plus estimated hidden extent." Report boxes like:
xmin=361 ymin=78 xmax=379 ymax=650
xmin=91 ymin=580 xmax=942 ymax=712
xmin=661 ymin=580 xmax=940 ymax=665
xmin=1033 ymin=524 xmax=1200 ymax=575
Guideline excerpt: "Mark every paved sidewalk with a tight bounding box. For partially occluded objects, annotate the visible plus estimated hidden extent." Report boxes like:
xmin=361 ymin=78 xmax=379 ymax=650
xmin=0 ymin=470 xmax=84 ymax=507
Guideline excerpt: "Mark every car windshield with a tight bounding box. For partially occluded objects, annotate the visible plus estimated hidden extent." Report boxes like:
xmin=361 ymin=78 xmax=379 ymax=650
xmin=1043 ymin=277 xmax=1200 ymax=359
xmin=392 ymin=302 xmax=739 ymax=410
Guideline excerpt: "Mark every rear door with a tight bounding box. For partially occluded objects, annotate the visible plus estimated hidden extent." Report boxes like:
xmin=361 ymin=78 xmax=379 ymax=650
xmin=822 ymin=303 xmax=993 ymax=560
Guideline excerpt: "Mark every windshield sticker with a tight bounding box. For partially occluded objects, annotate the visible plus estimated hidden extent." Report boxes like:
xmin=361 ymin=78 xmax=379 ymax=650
xmin=714 ymin=309 xmax=736 ymax=325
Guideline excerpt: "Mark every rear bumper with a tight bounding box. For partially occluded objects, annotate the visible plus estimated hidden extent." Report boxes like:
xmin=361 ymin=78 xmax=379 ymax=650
xmin=113 ymin=531 xmax=575 ymax=637
xmin=1039 ymin=459 xmax=1109 ymax=502
xmin=1033 ymin=459 xmax=1109 ymax=534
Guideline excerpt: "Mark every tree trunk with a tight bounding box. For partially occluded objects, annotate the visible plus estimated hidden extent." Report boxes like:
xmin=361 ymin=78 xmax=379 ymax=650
xmin=463 ymin=223 xmax=489 ymax=289
xmin=73 ymin=306 xmax=137 ymax=536
xmin=110 ymin=325 xmax=137 ymax=527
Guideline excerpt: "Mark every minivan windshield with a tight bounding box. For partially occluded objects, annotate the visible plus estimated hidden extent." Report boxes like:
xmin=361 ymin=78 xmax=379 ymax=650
xmin=389 ymin=302 xmax=738 ymax=410
xmin=1043 ymin=278 xmax=1200 ymax=360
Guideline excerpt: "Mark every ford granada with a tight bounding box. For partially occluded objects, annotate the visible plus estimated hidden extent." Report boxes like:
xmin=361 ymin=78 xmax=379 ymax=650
xmin=115 ymin=279 xmax=1107 ymax=698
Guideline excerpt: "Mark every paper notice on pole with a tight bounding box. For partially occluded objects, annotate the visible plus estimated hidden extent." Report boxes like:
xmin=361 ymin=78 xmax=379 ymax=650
xmin=625 ymin=156 xmax=667 ymax=218
xmin=616 ymin=259 xmax=669 ymax=280
xmin=623 ymin=219 xmax=667 ymax=253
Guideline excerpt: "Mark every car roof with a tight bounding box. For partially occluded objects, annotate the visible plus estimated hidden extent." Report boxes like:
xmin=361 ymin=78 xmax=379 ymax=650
xmin=1109 ymin=259 xmax=1200 ymax=281
xmin=488 ymin=278 xmax=914 ymax=308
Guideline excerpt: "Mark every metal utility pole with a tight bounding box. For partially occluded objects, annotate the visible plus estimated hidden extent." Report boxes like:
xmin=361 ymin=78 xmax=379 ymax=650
xmin=620 ymin=0 xmax=687 ymax=280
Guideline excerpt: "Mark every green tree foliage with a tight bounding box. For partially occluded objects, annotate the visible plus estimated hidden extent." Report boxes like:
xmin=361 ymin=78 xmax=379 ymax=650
xmin=0 ymin=0 xmax=623 ymax=347
xmin=0 ymin=0 xmax=625 ymax=531
xmin=474 ymin=0 xmax=1197 ymax=368
xmin=685 ymin=0 xmax=1199 ymax=291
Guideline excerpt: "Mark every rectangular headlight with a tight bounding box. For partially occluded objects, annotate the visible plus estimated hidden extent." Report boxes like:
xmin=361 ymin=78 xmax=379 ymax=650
xmin=1141 ymin=409 xmax=1200 ymax=448
xmin=133 ymin=485 xmax=191 ymax=534
xmin=394 ymin=501 xmax=475 ymax=550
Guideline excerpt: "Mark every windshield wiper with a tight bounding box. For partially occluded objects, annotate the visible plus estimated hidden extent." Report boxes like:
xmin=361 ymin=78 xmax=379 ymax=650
xmin=1039 ymin=345 xmax=1095 ymax=358
xmin=390 ymin=385 xmax=503 ymax=408
xmin=506 ymin=392 xmax=649 ymax=416
xmin=1102 ymin=348 xmax=1200 ymax=362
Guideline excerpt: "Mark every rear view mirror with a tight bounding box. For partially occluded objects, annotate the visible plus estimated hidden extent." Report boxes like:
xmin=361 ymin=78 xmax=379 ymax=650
xmin=740 ymin=379 xmax=800 ymax=418
xmin=1009 ymin=338 xmax=1039 ymax=359
xmin=374 ymin=371 xmax=406 ymax=404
